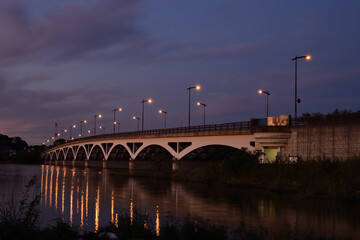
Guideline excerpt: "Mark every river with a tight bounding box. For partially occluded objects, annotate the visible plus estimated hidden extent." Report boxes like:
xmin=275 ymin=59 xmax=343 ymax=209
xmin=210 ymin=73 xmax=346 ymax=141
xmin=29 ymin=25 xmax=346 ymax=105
xmin=0 ymin=164 xmax=359 ymax=239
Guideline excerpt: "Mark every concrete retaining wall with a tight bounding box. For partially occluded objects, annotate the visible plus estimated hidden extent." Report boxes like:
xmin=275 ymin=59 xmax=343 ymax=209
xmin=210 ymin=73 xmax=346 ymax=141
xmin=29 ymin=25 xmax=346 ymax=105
xmin=283 ymin=123 xmax=360 ymax=159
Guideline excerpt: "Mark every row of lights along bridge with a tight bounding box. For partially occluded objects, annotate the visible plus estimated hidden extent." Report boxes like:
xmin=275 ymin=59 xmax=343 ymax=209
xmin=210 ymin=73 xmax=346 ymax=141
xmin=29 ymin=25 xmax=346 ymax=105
xmin=43 ymin=54 xmax=311 ymax=145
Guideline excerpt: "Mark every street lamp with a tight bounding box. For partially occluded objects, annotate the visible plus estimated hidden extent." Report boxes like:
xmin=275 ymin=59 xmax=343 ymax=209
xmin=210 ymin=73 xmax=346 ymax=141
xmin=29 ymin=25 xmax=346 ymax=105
xmin=115 ymin=122 xmax=121 ymax=133
xmin=133 ymin=116 xmax=140 ymax=131
xmin=197 ymin=102 xmax=207 ymax=126
xmin=87 ymin=130 xmax=93 ymax=136
xmin=99 ymin=126 xmax=106 ymax=135
xmin=158 ymin=110 xmax=168 ymax=128
xmin=292 ymin=55 xmax=311 ymax=125
xmin=94 ymin=114 xmax=102 ymax=135
xmin=61 ymin=129 xmax=67 ymax=139
xmin=113 ymin=108 xmax=122 ymax=134
xmin=141 ymin=99 xmax=152 ymax=131
xmin=187 ymin=85 xmax=201 ymax=127
xmin=80 ymin=120 xmax=87 ymax=137
xmin=258 ymin=90 xmax=271 ymax=118
xmin=69 ymin=124 xmax=76 ymax=140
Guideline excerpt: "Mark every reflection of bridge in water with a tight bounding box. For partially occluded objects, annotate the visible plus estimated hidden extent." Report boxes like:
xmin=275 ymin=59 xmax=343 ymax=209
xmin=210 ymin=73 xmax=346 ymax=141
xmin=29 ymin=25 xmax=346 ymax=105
xmin=44 ymin=121 xmax=293 ymax=169
xmin=40 ymin=165 xmax=360 ymax=238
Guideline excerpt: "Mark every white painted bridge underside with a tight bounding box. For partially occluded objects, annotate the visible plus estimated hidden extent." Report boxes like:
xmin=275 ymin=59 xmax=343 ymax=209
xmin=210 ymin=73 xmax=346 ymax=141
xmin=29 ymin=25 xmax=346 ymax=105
xmin=46 ymin=134 xmax=256 ymax=161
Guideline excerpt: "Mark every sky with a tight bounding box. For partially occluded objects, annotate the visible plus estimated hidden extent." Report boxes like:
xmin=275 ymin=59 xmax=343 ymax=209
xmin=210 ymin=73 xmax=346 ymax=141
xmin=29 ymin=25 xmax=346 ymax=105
xmin=0 ymin=0 xmax=360 ymax=145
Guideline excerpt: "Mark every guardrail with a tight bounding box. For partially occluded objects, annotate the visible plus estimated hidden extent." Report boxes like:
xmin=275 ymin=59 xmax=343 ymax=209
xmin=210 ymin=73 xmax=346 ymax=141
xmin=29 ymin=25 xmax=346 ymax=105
xmin=48 ymin=121 xmax=251 ymax=149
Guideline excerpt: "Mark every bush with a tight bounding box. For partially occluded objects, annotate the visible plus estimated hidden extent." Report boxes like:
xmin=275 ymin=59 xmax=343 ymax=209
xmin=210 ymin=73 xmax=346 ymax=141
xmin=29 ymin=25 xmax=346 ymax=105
xmin=223 ymin=148 xmax=260 ymax=174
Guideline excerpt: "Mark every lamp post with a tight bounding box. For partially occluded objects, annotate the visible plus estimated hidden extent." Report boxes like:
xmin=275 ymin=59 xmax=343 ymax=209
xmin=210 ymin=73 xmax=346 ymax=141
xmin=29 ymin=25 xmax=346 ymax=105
xmin=80 ymin=120 xmax=87 ymax=137
xmin=158 ymin=110 xmax=168 ymax=128
xmin=99 ymin=126 xmax=106 ymax=135
xmin=197 ymin=102 xmax=207 ymax=126
xmin=69 ymin=124 xmax=76 ymax=140
xmin=61 ymin=129 xmax=67 ymax=139
xmin=133 ymin=116 xmax=140 ymax=131
xmin=113 ymin=108 xmax=122 ymax=134
xmin=141 ymin=99 xmax=152 ymax=131
xmin=187 ymin=85 xmax=201 ymax=127
xmin=116 ymin=122 xmax=121 ymax=133
xmin=258 ymin=90 xmax=271 ymax=118
xmin=94 ymin=114 xmax=102 ymax=135
xmin=292 ymin=55 xmax=311 ymax=125
xmin=87 ymin=130 xmax=93 ymax=136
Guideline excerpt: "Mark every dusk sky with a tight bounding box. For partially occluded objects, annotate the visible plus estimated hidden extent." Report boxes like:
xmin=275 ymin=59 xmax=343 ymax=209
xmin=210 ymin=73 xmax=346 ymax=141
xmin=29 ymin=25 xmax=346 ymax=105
xmin=0 ymin=0 xmax=360 ymax=145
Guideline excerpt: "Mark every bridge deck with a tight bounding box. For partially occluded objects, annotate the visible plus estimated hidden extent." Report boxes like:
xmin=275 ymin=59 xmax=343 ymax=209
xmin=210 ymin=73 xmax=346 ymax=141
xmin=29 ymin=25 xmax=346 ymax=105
xmin=49 ymin=121 xmax=253 ymax=149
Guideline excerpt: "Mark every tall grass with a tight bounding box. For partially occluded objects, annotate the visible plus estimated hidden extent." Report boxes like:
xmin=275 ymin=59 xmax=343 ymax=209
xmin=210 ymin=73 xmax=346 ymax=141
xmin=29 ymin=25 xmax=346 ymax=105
xmin=173 ymin=150 xmax=360 ymax=199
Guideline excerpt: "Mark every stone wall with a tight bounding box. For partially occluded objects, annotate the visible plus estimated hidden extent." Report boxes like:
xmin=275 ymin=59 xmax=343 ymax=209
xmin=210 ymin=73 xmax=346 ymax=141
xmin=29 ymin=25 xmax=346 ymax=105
xmin=283 ymin=122 xmax=360 ymax=159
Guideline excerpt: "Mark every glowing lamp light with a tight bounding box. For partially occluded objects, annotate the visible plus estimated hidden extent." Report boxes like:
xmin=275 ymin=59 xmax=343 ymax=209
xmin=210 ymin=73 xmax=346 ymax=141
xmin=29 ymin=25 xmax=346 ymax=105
xmin=98 ymin=114 xmax=102 ymax=118
xmin=306 ymin=55 xmax=311 ymax=60
xmin=148 ymin=99 xmax=152 ymax=103
xmin=133 ymin=116 xmax=136 ymax=120
xmin=197 ymin=102 xmax=201 ymax=106
xmin=258 ymin=90 xmax=263 ymax=94
xmin=196 ymin=85 xmax=201 ymax=90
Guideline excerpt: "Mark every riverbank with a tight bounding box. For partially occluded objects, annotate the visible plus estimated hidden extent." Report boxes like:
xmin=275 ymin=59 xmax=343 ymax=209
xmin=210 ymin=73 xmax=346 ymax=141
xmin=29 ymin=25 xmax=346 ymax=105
xmin=172 ymin=151 xmax=360 ymax=200
xmin=0 ymin=151 xmax=43 ymax=165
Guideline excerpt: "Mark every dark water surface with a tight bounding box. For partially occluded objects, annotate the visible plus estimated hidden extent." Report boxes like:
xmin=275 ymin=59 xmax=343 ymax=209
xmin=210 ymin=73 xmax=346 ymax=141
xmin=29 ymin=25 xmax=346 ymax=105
xmin=0 ymin=164 xmax=359 ymax=239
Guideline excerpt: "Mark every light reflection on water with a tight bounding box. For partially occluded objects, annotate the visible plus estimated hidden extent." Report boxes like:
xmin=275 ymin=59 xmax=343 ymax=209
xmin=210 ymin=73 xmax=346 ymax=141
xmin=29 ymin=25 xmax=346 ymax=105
xmin=0 ymin=164 xmax=360 ymax=239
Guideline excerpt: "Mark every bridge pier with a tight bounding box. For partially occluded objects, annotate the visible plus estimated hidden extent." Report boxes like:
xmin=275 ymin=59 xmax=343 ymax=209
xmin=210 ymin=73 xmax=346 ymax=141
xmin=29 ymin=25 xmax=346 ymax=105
xmin=172 ymin=159 xmax=179 ymax=171
xmin=129 ymin=160 xmax=134 ymax=171
xmin=102 ymin=161 xmax=107 ymax=169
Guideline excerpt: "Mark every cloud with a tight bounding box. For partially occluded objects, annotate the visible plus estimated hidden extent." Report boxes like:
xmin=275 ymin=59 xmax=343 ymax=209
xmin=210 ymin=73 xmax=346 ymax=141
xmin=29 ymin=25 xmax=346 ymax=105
xmin=0 ymin=0 xmax=145 ymax=65
xmin=164 ymin=43 xmax=262 ymax=62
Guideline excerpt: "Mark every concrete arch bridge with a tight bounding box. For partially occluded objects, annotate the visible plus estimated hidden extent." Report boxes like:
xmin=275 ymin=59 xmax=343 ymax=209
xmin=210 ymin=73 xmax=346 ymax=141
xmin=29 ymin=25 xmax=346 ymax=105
xmin=44 ymin=121 xmax=291 ymax=172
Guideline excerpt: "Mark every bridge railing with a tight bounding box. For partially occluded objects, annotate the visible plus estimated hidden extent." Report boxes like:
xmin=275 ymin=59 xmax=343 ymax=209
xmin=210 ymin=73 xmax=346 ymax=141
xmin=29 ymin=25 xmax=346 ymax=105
xmin=48 ymin=121 xmax=251 ymax=149
xmin=96 ymin=121 xmax=250 ymax=138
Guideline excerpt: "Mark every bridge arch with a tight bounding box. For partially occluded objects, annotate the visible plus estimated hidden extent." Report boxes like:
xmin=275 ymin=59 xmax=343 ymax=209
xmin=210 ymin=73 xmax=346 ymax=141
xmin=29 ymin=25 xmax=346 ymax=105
xmin=135 ymin=144 xmax=173 ymax=161
xmin=89 ymin=145 xmax=105 ymax=161
xmin=133 ymin=143 xmax=176 ymax=160
xmin=58 ymin=150 xmax=65 ymax=161
xmin=108 ymin=144 xmax=131 ymax=161
xmin=65 ymin=149 xmax=74 ymax=161
xmin=180 ymin=144 xmax=242 ymax=161
xmin=50 ymin=152 xmax=55 ymax=161
xmin=134 ymin=144 xmax=173 ymax=176
xmin=76 ymin=146 xmax=87 ymax=160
